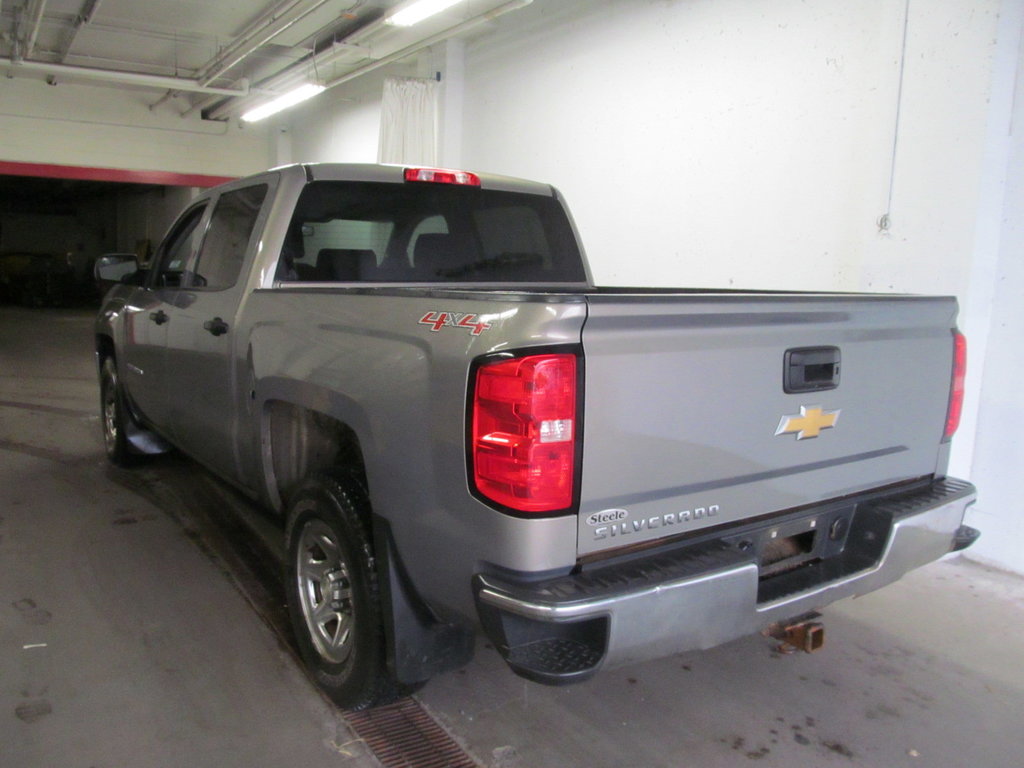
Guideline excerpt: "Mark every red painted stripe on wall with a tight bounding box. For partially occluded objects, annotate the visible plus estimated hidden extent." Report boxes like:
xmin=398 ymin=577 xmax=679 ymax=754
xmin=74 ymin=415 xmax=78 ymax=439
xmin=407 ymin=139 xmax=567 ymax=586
xmin=0 ymin=160 xmax=235 ymax=188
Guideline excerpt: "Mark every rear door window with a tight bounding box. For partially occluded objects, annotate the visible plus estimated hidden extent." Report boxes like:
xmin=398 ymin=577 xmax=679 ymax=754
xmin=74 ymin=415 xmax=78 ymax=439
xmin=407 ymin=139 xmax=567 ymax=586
xmin=187 ymin=184 xmax=268 ymax=290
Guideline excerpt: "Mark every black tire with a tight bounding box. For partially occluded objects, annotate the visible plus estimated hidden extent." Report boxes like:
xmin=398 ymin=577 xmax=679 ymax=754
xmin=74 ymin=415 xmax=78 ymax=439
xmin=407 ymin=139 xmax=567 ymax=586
xmin=285 ymin=473 xmax=400 ymax=710
xmin=100 ymin=356 xmax=138 ymax=467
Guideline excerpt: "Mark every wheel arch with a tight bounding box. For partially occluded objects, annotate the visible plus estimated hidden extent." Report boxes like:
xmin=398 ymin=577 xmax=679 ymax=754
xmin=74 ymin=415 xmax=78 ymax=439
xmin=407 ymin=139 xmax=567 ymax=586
xmin=259 ymin=387 xmax=372 ymax=516
xmin=262 ymin=390 xmax=477 ymax=687
xmin=95 ymin=333 xmax=116 ymax=369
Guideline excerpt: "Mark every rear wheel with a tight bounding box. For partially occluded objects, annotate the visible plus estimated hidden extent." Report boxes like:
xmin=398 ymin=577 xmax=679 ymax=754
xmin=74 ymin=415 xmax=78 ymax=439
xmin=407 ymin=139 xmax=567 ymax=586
xmin=285 ymin=473 xmax=402 ymax=710
xmin=100 ymin=356 xmax=137 ymax=467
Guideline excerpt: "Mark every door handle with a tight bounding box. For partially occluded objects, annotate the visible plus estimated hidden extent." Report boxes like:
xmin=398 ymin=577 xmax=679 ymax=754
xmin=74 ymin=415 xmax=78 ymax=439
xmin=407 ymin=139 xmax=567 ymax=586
xmin=203 ymin=317 xmax=229 ymax=337
xmin=149 ymin=310 xmax=169 ymax=325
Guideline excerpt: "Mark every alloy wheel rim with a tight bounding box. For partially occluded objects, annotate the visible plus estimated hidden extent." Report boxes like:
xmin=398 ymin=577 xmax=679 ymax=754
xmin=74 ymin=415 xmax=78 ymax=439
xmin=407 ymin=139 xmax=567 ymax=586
xmin=296 ymin=518 xmax=355 ymax=665
xmin=102 ymin=372 xmax=118 ymax=452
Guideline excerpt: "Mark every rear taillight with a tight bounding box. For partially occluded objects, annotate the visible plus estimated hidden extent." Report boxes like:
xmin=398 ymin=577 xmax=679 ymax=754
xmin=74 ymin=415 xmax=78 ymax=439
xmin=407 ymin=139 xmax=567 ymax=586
xmin=943 ymin=330 xmax=967 ymax=441
xmin=471 ymin=353 xmax=578 ymax=514
xmin=405 ymin=167 xmax=481 ymax=186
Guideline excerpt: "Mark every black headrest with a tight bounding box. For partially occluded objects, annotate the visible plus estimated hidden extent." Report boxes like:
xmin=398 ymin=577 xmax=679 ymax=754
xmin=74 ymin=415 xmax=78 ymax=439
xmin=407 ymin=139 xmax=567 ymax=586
xmin=413 ymin=234 xmax=473 ymax=278
xmin=315 ymin=248 xmax=375 ymax=281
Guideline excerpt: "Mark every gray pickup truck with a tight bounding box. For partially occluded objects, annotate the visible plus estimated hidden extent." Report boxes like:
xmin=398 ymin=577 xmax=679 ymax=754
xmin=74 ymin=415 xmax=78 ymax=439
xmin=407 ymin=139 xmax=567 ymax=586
xmin=95 ymin=163 xmax=978 ymax=709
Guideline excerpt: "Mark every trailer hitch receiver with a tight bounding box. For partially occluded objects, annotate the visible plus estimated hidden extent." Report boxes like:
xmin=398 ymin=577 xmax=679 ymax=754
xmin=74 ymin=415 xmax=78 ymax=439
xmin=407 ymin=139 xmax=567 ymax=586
xmin=764 ymin=614 xmax=825 ymax=654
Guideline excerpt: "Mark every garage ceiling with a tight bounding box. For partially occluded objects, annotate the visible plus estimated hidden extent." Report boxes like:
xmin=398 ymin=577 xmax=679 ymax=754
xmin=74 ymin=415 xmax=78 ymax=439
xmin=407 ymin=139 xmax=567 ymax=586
xmin=0 ymin=0 xmax=525 ymax=120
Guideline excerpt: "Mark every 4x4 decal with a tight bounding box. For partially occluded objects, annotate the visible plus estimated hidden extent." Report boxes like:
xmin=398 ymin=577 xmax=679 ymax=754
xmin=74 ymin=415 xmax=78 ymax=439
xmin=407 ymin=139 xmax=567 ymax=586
xmin=419 ymin=311 xmax=492 ymax=336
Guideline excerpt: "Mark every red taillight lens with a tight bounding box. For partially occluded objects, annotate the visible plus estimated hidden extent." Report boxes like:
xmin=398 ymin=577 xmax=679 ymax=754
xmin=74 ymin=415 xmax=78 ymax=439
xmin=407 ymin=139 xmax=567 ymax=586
xmin=471 ymin=353 xmax=578 ymax=513
xmin=943 ymin=330 xmax=967 ymax=441
xmin=404 ymin=167 xmax=481 ymax=186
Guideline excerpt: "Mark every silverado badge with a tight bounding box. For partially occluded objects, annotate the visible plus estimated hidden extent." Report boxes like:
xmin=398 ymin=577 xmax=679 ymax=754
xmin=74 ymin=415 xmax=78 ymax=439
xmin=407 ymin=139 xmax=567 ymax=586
xmin=775 ymin=406 xmax=841 ymax=440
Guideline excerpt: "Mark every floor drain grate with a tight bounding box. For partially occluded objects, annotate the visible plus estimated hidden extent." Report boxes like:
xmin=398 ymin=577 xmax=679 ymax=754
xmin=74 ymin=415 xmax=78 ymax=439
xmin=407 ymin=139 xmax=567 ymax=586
xmin=345 ymin=697 xmax=480 ymax=768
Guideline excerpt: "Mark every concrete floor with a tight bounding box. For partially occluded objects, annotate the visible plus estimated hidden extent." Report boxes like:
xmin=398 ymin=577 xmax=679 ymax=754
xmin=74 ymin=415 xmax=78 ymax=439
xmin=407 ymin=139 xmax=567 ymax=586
xmin=0 ymin=306 xmax=378 ymax=767
xmin=3 ymin=306 xmax=1023 ymax=768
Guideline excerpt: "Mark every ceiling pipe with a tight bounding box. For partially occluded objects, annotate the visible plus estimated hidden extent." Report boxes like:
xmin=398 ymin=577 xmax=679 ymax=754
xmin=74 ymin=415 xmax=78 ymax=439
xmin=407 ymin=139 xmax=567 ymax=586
xmin=3 ymin=58 xmax=249 ymax=97
xmin=325 ymin=0 xmax=531 ymax=90
xmin=187 ymin=6 xmax=389 ymax=119
xmin=11 ymin=5 xmax=24 ymax=62
xmin=207 ymin=0 xmax=531 ymax=121
xmin=23 ymin=0 xmax=48 ymax=59
xmin=149 ymin=90 xmax=178 ymax=111
xmin=180 ymin=92 xmax=233 ymax=120
xmin=58 ymin=0 xmax=103 ymax=63
xmin=197 ymin=0 xmax=332 ymax=87
xmin=242 ymin=14 xmax=391 ymax=95
xmin=149 ymin=0 xmax=309 ymax=115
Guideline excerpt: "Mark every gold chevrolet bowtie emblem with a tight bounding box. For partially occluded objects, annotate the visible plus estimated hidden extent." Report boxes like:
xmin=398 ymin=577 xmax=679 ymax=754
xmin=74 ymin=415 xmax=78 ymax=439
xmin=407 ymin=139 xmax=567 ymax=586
xmin=775 ymin=406 xmax=841 ymax=440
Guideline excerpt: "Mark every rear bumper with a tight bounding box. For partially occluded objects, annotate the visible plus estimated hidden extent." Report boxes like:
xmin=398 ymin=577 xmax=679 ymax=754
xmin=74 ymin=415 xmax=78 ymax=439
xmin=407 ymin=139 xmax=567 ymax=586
xmin=474 ymin=477 xmax=976 ymax=684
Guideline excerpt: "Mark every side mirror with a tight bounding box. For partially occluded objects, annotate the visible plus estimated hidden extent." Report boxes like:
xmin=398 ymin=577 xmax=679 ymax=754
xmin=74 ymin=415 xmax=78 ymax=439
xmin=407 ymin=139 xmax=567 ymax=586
xmin=94 ymin=253 xmax=140 ymax=290
xmin=95 ymin=254 xmax=139 ymax=283
xmin=94 ymin=253 xmax=140 ymax=284
xmin=94 ymin=256 xmax=142 ymax=296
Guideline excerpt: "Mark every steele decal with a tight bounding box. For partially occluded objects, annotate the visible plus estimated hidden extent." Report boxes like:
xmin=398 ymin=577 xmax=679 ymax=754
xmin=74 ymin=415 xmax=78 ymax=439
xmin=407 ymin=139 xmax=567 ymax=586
xmin=592 ymin=504 xmax=721 ymax=540
xmin=586 ymin=509 xmax=629 ymax=526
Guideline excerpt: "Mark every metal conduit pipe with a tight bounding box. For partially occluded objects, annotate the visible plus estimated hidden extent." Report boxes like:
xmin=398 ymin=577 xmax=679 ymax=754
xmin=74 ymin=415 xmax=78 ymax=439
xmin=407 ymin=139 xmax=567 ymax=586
xmin=1 ymin=58 xmax=250 ymax=97
xmin=204 ymin=0 xmax=532 ymax=121
xmin=324 ymin=0 xmax=531 ymax=91
xmin=187 ymin=12 xmax=390 ymax=119
xmin=151 ymin=0 xmax=309 ymax=113
xmin=24 ymin=0 xmax=49 ymax=59
xmin=197 ymin=0 xmax=336 ymax=87
xmin=149 ymin=90 xmax=178 ymax=111
xmin=197 ymin=13 xmax=389 ymax=120
xmin=58 ymin=0 xmax=103 ymax=63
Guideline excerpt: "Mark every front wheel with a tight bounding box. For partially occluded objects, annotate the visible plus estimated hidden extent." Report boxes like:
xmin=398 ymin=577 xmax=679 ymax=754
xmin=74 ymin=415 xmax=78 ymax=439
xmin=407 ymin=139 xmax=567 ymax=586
xmin=100 ymin=356 xmax=138 ymax=467
xmin=285 ymin=473 xmax=401 ymax=710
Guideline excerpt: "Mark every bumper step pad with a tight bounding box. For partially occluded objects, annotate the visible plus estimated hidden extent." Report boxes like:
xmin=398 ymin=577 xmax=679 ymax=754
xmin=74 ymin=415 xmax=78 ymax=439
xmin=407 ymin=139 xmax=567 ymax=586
xmin=506 ymin=637 xmax=605 ymax=680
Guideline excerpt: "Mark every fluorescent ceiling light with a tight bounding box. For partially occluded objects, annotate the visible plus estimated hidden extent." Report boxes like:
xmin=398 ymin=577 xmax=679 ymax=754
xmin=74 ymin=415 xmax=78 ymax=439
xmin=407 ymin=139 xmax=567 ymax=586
xmin=241 ymin=83 xmax=325 ymax=122
xmin=386 ymin=0 xmax=462 ymax=27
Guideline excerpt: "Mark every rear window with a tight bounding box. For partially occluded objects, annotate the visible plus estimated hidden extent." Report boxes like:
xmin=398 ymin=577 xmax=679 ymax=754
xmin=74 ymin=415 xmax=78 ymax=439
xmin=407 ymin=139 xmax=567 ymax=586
xmin=277 ymin=181 xmax=586 ymax=283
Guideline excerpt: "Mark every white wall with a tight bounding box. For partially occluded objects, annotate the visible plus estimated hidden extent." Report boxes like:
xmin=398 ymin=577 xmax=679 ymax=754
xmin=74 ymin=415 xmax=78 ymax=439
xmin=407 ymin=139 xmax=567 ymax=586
xmin=0 ymin=78 xmax=272 ymax=178
xmin=283 ymin=71 xmax=394 ymax=164
xmin=960 ymin=6 xmax=1024 ymax=572
xmin=459 ymin=0 xmax=996 ymax=296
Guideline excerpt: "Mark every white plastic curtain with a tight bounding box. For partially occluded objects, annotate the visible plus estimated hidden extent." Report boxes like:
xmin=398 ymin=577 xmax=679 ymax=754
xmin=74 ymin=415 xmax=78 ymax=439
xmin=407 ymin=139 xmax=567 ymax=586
xmin=377 ymin=76 xmax=439 ymax=166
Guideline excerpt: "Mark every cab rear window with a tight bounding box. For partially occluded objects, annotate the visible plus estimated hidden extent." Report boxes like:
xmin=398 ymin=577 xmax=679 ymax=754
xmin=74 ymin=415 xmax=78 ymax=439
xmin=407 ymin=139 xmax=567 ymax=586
xmin=278 ymin=181 xmax=586 ymax=283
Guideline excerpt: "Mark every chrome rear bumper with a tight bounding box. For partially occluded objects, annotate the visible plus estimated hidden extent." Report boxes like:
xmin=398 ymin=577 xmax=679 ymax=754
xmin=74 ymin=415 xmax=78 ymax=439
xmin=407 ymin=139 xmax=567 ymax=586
xmin=475 ymin=478 xmax=976 ymax=683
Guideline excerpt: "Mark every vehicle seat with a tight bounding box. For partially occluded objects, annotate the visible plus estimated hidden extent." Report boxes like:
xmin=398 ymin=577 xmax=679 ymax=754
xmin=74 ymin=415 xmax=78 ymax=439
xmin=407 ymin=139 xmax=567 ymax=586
xmin=276 ymin=225 xmax=303 ymax=281
xmin=315 ymin=248 xmax=376 ymax=281
xmin=412 ymin=234 xmax=474 ymax=280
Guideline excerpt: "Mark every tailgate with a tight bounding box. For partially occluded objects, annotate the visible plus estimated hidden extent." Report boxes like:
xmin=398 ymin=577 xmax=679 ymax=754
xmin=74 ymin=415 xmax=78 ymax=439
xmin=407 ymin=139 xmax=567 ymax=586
xmin=577 ymin=292 xmax=959 ymax=557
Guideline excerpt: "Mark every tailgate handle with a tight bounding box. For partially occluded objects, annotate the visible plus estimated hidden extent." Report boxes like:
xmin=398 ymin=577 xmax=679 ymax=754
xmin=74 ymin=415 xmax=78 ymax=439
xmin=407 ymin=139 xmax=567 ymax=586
xmin=784 ymin=347 xmax=840 ymax=393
